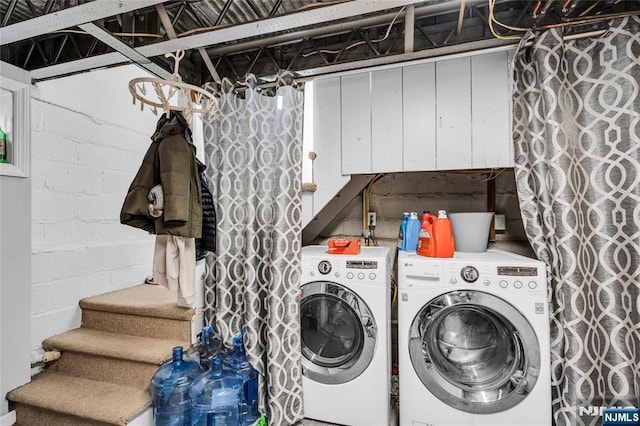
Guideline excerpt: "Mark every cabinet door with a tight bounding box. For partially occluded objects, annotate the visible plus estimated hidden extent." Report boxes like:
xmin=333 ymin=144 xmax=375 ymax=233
xmin=436 ymin=57 xmax=472 ymax=170
xmin=371 ymin=68 xmax=403 ymax=172
xmin=471 ymin=50 xmax=512 ymax=167
xmin=341 ymin=72 xmax=372 ymax=174
xmin=403 ymin=62 xmax=436 ymax=171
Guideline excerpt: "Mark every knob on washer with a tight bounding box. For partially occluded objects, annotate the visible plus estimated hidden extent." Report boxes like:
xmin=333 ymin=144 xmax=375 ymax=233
xmin=461 ymin=266 xmax=479 ymax=283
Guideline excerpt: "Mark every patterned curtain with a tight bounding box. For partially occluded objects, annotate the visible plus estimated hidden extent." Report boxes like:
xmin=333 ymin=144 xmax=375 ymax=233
xmin=512 ymin=16 xmax=640 ymax=426
xmin=202 ymin=73 xmax=304 ymax=426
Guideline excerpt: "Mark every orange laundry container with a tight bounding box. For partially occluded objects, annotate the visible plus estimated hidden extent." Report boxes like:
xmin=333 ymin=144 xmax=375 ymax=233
xmin=327 ymin=238 xmax=362 ymax=255
xmin=432 ymin=210 xmax=454 ymax=258
xmin=417 ymin=210 xmax=454 ymax=258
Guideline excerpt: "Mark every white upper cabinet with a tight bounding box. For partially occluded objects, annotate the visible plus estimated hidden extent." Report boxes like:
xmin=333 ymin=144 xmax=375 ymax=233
xmin=403 ymin=62 xmax=437 ymax=171
xmin=337 ymin=48 xmax=513 ymax=175
xmin=471 ymin=50 xmax=512 ymax=168
xmin=371 ymin=68 xmax=403 ymax=172
xmin=435 ymin=57 xmax=472 ymax=170
xmin=341 ymin=72 xmax=371 ymax=174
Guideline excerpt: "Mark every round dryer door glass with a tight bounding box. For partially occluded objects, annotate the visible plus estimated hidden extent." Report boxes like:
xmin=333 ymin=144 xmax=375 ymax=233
xmin=300 ymin=281 xmax=377 ymax=385
xmin=408 ymin=290 xmax=541 ymax=414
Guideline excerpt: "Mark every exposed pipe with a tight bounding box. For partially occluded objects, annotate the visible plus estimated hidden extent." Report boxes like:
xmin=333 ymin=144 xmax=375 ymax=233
xmin=404 ymin=4 xmax=415 ymax=53
xmin=533 ymin=9 xmax=640 ymax=30
xmin=206 ymin=0 xmax=491 ymax=57
xmin=363 ymin=174 xmax=385 ymax=230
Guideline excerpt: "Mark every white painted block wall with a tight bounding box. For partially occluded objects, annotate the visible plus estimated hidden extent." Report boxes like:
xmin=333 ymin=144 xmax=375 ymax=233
xmin=29 ymin=65 xmax=160 ymax=351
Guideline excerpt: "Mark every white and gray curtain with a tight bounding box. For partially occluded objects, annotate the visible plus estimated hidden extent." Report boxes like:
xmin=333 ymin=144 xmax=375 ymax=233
xmin=202 ymin=73 xmax=304 ymax=425
xmin=512 ymin=16 xmax=640 ymax=426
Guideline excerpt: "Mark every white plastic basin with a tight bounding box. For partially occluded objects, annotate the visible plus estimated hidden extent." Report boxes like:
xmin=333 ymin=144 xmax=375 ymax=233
xmin=449 ymin=212 xmax=495 ymax=253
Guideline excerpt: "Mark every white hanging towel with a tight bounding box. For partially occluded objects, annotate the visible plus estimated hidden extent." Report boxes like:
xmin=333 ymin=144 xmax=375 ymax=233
xmin=153 ymin=235 xmax=196 ymax=308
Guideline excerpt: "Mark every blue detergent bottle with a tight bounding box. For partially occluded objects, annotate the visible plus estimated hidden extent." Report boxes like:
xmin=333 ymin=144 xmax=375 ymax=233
xmin=224 ymin=331 xmax=260 ymax=425
xmin=397 ymin=212 xmax=409 ymax=249
xmin=403 ymin=211 xmax=421 ymax=251
xmin=190 ymin=353 xmax=244 ymax=426
xmin=150 ymin=346 xmax=202 ymax=426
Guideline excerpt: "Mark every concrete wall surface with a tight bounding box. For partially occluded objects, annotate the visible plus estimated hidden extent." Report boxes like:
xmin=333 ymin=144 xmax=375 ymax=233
xmin=30 ymin=65 xmax=159 ymax=351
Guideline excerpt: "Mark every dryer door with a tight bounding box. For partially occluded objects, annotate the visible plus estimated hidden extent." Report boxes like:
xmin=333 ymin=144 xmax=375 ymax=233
xmin=300 ymin=280 xmax=377 ymax=385
xmin=409 ymin=290 xmax=541 ymax=414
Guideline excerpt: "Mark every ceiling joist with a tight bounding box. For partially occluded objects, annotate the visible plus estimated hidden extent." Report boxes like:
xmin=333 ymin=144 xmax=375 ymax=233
xmin=2 ymin=0 xmax=639 ymax=84
xmin=0 ymin=0 xmax=168 ymax=45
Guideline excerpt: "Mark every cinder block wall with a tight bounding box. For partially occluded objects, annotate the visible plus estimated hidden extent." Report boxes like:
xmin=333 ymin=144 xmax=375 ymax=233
xmin=317 ymin=169 xmax=532 ymax=257
xmin=29 ymin=65 xmax=158 ymax=351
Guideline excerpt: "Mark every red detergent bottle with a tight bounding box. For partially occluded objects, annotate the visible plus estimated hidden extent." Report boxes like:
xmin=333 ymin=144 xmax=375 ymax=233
xmin=432 ymin=210 xmax=455 ymax=258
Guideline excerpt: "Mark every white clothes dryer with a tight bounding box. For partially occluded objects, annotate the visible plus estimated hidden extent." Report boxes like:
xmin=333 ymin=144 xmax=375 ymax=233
xmin=301 ymin=245 xmax=391 ymax=426
xmin=397 ymin=250 xmax=551 ymax=426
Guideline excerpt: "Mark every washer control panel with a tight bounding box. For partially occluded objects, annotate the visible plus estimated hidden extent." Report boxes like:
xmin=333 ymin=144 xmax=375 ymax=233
xmin=446 ymin=261 xmax=545 ymax=296
xmin=308 ymin=258 xmax=380 ymax=282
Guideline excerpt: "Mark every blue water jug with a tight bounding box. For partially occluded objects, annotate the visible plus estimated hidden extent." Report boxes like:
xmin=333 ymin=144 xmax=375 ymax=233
xmin=150 ymin=346 xmax=202 ymax=426
xmin=186 ymin=326 xmax=225 ymax=370
xmin=190 ymin=354 xmax=244 ymax=426
xmin=223 ymin=331 xmax=260 ymax=425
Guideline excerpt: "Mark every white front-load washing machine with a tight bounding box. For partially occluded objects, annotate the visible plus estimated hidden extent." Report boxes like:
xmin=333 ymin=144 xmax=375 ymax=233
xmin=397 ymin=249 xmax=551 ymax=426
xmin=301 ymin=245 xmax=391 ymax=426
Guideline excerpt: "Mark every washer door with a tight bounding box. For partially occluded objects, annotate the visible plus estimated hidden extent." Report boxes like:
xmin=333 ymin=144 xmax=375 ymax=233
xmin=409 ymin=290 xmax=541 ymax=414
xmin=300 ymin=281 xmax=377 ymax=385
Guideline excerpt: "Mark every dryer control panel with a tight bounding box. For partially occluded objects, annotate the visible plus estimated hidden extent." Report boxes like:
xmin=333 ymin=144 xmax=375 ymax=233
xmin=307 ymin=258 xmax=383 ymax=284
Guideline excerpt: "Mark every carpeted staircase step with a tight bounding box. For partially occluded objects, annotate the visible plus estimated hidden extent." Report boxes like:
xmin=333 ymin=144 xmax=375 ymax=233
xmin=79 ymin=284 xmax=195 ymax=321
xmin=41 ymin=327 xmax=189 ymax=390
xmin=49 ymin=351 xmax=160 ymax=390
xmin=43 ymin=327 xmax=187 ymax=366
xmin=80 ymin=284 xmax=198 ymax=343
xmin=8 ymin=371 xmax=150 ymax=425
xmin=82 ymin=309 xmax=193 ymax=342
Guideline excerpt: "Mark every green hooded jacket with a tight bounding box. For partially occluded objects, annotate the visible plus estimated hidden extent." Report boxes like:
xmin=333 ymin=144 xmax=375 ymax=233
xmin=120 ymin=111 xmax=202 ymax=238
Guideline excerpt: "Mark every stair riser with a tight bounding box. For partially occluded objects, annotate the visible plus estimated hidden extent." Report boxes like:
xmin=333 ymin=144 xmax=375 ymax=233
xmin=51 ymin=352 xmax=161 ymax=390
xmin=82 ymin=309 xmax=192 ymax=343
xmin=13 ymin=403 xmax=112 ymax=426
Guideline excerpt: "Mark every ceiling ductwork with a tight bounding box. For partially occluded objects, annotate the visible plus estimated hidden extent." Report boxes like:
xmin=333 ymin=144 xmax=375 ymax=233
xmin=1 ymin=0 xmax=639 ymax=84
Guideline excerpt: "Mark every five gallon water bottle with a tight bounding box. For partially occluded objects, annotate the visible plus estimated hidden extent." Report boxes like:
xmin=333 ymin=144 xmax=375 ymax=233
xmin=186 ymin=326 xmax=224 ymax=370
xmin=150 ymin=346 xmax=202 ymax=426
xmin=223 ymin=331 xmax=260 ymax=425
xmin=190 ymin=354 xmax=244 ymax=426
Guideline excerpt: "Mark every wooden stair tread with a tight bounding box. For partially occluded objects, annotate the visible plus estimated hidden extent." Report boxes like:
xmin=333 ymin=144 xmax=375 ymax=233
xmin=79 ymin=284 xmax=195 ymax=321
xmin=7 ymin=371 xmax=150 ymax=425
xmin=43 ymin=327 xmax=187 ymax=365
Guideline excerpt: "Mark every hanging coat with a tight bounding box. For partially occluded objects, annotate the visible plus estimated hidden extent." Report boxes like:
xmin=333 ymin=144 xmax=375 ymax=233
xmin=120 ymin=111 xmax=202 ymax=238
xmin=195 ymin=158 xmax=216 ymax=260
